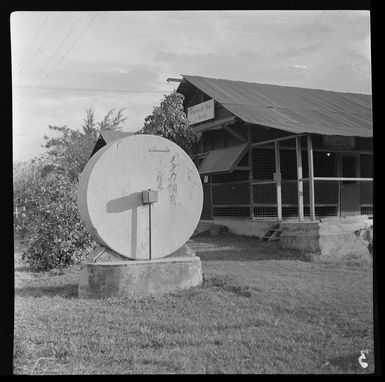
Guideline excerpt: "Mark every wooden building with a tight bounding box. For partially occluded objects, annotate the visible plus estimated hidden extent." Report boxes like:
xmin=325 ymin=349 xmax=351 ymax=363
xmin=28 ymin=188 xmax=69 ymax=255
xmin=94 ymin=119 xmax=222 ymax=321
xmin=176 ymin=75 xmax=373 ymax=231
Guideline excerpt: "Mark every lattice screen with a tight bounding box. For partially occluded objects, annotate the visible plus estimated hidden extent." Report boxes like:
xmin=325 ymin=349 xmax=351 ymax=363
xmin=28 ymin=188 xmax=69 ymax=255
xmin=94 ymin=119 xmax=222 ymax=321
xmin=252 ymin=148 xmax=275 ymax=179
xmin=202 ymin=145 xmax=372 ymax=221
xmin=212 ymin=182 xmax=250 ymax=205
xmin=253 ymin=183 xmax=277 ymax=220
xmin=213 ymin=207 xmax=250 ymax=217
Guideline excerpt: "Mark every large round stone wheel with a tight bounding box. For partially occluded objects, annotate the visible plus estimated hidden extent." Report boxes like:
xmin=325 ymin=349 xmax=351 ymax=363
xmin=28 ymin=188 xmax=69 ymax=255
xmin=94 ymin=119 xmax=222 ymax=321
xmin=77 ymin=134 xmax=203 ymax=260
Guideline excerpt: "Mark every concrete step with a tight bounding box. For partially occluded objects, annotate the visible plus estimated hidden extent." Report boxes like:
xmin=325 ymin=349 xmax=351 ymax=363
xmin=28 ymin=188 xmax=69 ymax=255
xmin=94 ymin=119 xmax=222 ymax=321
xmin=260 ymin=224 xmax=282 ymax=242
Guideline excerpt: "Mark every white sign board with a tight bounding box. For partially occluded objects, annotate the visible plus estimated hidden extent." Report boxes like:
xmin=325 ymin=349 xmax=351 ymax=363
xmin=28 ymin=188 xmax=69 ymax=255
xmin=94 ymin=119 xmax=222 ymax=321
xmin=187 ymin=99 xmax=215 ymax=125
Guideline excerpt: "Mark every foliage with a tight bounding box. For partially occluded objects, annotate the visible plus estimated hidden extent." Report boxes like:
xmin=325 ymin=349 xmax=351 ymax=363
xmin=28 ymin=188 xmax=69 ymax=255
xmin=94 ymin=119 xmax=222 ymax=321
xmin=137 ymin=91 xmax=196 ymax=154
xmin=15 ymin=171 xmax=95 ymax=271
xmin=13 ymin=156 xmax=48 ymax=237
xmin=43 ymin=108 xmax=127 ymax=181
xmin=13 ymin=107 xmax=128 ymax=270
xmin=96 ymin=108 xmax=127 ymax=132
xmin=13 ymin=157 xmax=45 ymax=195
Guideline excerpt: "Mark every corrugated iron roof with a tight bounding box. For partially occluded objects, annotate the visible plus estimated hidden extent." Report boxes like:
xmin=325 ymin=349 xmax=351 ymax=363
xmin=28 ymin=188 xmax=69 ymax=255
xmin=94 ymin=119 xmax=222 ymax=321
xmin=100 ymin=130 xmax=135 ymax=144
xmin=178 ymin=75 xmax=372 ymax=137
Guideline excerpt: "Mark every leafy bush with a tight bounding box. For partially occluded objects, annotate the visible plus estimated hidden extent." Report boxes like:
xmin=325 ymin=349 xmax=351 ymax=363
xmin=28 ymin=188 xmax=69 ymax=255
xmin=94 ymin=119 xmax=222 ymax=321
xmin=137 ymin=91 xmax=196 ymax=154
xmin=14 ymin=157 xmax=47 ymax=238
xmin=43 ymin=108 xmax=126 ymax=181
xmin=15 ymin=170 xmax=95 ymax=271
xmin=13 ymin=108 xmax=127 ymax=270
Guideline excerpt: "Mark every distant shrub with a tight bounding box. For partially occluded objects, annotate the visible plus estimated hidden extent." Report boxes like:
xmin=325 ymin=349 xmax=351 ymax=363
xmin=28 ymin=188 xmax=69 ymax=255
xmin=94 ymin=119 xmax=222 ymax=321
xmin=14 ymin=158 xmax=46 ymax=238
xmin=13 ymin=108 xmax=128 ymax=271
xmin=15 ymin=169 xmax=95 ymax=271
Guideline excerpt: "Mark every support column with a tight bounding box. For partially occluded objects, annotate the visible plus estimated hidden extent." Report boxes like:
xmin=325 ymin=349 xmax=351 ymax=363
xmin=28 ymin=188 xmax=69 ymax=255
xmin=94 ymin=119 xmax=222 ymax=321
xmin=307 ymin=135 xmax=316 ymax=221
xmin=275 ymin=141 xmax=282 ymax=221
xmin=296 ymin=136 xmax=304 ymax=221
xmin=336 ymin=152 xmax=342 ymax=217
xmin=248 ymin=125 xmax=254 ymax=220
xmin=209 ymin=176 xmax=214 ymax=220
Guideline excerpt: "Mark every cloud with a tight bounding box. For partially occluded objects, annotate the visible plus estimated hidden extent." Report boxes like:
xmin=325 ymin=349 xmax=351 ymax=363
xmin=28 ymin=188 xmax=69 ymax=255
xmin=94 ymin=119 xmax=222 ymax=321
xmin=13 ymin=54 xmax=173 ymax=162
xmin=292 ymin=64 xmax=307 ymax=70
xmin=12 ymin=10 xmax=371 ymax=162
xmin=153 ymin=50 xmax=272 ymax=81
xmin=18 ymin=58 xmax=163 ymax=93
xmin=153 ymin=50 xmax=181 ymax=63
xmin=153 ymin=49 xmax=313 ymax=87
xmin=13 ymin=89 xmax=166 ymax=162
xmin=274 ymin=43 xmax=323 ymax=59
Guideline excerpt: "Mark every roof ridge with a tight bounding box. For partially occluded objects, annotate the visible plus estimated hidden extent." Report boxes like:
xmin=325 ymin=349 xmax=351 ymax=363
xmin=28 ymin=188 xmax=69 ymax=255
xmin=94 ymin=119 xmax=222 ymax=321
xmin=181 ymin=74 xmax=372 ymax=96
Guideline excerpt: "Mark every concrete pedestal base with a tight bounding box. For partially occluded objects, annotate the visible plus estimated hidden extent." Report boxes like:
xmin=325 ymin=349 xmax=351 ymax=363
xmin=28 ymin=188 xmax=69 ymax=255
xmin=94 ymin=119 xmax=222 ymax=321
xmin=280 ymin=216 xmax=373 ymax=262
xmin=78 ymin=246 xmax=202 ymax=299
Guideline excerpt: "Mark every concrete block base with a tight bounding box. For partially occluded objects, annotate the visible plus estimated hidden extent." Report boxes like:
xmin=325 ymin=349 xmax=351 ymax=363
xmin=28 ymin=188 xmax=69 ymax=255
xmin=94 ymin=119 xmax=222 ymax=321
xmin=280 ymin=216 xmax=373 ymax=262
xmin=78 ymin=247 xmax=202 ymax=299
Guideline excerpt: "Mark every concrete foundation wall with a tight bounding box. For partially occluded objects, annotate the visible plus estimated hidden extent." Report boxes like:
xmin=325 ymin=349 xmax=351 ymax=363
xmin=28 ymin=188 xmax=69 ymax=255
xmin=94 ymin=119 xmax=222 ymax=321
xmin=200 ymin=218 xmax=276 ymax=238
xmin=280 ymin=216 xmax=373 ymax=261
xmin=280 ymin=222 xmax=321 ymax=253
xmin=79 ymin=256 xmax=202 ymax=299
xmin=78 ymin=244 xmax=203 ymax=299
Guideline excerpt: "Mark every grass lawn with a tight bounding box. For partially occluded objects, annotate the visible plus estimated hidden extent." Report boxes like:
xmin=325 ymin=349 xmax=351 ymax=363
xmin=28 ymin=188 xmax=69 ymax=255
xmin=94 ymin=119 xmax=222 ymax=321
xmin=14 ymin=233 xmax=374 ymax=374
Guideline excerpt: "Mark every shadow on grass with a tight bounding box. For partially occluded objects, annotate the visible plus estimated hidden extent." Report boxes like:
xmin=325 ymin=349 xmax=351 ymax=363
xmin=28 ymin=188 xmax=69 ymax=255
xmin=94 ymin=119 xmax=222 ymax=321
xmin=202 ymin=274 xmax=262 ymax=298
xmin=14 ymin=265 xmax=35 ymax=273
xmin=15 ymin=284 xmax=78 ymax=299
xmin=197 ymin=249 xmax=309 ymax=262
xmin=15 ymin=263 xmax=70 ymax=275
xmin=190 ymin=236 xmax=310 ymax=262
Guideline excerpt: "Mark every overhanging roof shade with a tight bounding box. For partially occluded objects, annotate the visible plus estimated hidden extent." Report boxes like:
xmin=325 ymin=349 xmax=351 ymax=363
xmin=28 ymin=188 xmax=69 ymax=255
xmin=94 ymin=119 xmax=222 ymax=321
xmin=100 ymin=130 xmax=135 ymax=143
xmin=177 ymin=75 xmax=372 ymax=137
xmin=90 ymin=131 xmax=136 ymax=158
xmin=199 ymin=143 xmax=249 ymax=175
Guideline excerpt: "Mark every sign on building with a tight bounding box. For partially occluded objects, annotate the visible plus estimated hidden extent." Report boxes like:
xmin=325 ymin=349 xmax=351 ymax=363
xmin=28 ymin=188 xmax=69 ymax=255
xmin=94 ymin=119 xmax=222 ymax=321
xmin=187 ymin=99 xmax=215 ymax=125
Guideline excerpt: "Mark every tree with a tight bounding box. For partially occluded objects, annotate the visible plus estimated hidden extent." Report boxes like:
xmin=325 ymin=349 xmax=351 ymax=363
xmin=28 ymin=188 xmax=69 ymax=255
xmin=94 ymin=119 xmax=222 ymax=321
xmin=17 ymin=173 xmax=96 ymax=271
xmin=137 ymin=91 xmax=196 ymax=154
xmin=43 ymin=108 xmax=127 ymax=181
xmin=14 ymin=108 xmax=128 ymax=270
xmin=14 ymin=156 xmax=47 ymax=237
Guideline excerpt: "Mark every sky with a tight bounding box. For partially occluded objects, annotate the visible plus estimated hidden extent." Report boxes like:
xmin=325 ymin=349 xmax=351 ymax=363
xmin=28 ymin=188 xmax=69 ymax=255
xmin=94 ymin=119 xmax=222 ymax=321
xmin=11 ymin=10 xmax=371 ymax=163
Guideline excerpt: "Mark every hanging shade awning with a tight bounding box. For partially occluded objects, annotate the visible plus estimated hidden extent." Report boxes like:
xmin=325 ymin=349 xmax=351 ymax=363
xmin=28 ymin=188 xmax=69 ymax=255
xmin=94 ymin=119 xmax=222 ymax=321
xmin=100 ymin=130 xmax=135 ymax=143
xmin=199 ymin=143 xmax=249 ymax=175
xmin=90 ymin=130 xmax=136 ymax=158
